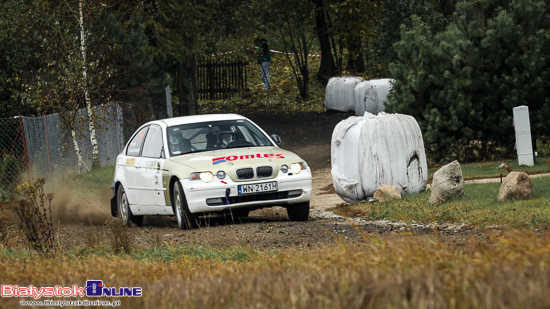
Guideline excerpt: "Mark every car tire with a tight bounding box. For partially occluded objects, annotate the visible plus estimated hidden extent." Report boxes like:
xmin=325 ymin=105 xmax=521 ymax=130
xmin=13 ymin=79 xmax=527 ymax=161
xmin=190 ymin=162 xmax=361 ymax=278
xmin=287 ymin=202 xmax=310 ymax=221
xmin=117 ymin=185 xmax=143 ymax=226
xmin=173 ymin=181 xmax=199 ymax=229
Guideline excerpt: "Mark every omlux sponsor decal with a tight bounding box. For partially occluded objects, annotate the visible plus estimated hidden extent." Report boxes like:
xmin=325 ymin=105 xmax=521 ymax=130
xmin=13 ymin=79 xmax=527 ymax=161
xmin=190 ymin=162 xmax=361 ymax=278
xmin=213 ymin=153 xmax=285 ymax=165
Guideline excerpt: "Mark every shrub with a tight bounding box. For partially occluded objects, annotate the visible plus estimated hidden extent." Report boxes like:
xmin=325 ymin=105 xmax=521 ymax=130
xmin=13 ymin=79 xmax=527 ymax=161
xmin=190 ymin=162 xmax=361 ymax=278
xmin=108 ymin=220 xmax=133 ymax=254
xmin=13 ymin=178 xmax=55 ymax=255
xmin=387 ymin=0 xmax=550 ymax=162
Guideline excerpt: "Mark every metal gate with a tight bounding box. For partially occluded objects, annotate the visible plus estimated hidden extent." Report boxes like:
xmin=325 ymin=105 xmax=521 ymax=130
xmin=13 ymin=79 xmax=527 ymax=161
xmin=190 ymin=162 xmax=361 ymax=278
xmin=197 ymin=57 xmax=249 ymax=100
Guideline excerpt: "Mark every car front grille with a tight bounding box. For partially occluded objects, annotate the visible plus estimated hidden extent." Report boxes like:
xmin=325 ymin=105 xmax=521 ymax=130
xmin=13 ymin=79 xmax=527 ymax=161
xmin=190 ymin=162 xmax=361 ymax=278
xmin=256 ymin=166 xmax=273 ymax=178
xmin=236 ymin=168 xmax=254 ymax=180
xmin=231 ymin=191 xmax=289 ymax=203
xmin=205 ymin=191 xmax=295 ymax=206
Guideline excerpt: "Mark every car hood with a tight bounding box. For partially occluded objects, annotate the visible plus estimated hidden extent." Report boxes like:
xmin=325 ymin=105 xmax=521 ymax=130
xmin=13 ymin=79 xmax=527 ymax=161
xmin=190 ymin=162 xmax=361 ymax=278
xmin=168 ymin=146 xmax=306 ymax=180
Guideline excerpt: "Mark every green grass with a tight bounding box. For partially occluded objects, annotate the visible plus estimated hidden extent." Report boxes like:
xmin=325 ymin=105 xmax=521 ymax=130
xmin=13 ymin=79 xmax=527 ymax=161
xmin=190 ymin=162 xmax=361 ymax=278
xmin=334 ymin=175 xmax=550 ymax=228
xmin=0 ymin=244 xmax=255 ymax=264
xmin=430 ymin=156 xmax=550 ymax=180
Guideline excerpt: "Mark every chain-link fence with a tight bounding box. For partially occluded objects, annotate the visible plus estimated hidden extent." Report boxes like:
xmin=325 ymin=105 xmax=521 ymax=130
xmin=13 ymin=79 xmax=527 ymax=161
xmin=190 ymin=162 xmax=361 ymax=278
xmin=0 ymin=104 xmax=124 ymax=199
xmin=0 ymin=117 xmax=26 ymax=199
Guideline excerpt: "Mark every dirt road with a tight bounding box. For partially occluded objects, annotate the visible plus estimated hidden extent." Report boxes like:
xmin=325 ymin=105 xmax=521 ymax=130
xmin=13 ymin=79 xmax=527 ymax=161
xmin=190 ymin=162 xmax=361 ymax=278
xmin=47 ymin=112 xmax=496 ymax=251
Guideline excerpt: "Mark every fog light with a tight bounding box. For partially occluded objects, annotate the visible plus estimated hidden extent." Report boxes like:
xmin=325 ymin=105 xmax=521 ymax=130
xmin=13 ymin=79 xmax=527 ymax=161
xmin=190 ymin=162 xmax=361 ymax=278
xmin=288 ymin=190 xmax=302 ymax=197
xmin=281 ymin=165 xmax=289 ymax=173
xmin=216 ymin=171 xmax=226 ymax=179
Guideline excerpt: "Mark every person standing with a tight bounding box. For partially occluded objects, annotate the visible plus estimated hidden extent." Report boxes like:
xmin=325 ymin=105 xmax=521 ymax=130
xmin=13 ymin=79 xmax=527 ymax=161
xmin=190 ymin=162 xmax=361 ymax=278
xmin=254 ymin=38 xmax=271 ymax=90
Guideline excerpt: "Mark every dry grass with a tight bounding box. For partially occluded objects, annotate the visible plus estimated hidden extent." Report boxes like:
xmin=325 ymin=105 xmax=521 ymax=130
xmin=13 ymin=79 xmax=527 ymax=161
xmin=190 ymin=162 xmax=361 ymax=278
xmin=2 ymin=231 xmax=550 ymax=308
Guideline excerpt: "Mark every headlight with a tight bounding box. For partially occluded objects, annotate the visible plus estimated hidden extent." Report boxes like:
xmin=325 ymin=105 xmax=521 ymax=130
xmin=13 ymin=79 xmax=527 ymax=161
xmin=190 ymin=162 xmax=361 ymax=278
xmin=199 ymin=172 xmax=214 ymax=183
xmin=291 ymin=162 xmax=306 ymax=174
xmin=189 ymin=172 xmax=214 ymax=183
xmin=281 ymin=165 xmax=289 ymax=173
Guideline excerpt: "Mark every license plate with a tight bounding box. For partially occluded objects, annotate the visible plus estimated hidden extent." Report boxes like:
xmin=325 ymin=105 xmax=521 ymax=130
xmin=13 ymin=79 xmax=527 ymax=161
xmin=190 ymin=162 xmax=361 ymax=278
xmin=238 ymin=182 xmax=278 ymax=195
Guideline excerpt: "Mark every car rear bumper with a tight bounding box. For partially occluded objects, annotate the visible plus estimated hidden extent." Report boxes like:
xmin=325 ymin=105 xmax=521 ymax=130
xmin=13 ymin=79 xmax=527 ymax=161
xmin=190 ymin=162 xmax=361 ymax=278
xmin=182 ymin=170 xmax=312 ymax=213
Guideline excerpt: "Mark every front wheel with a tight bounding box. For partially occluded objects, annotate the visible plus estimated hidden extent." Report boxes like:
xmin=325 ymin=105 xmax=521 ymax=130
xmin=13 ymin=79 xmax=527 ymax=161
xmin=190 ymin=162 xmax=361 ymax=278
xmin=173 ymin=181 xmax=199 ymax=229
xmin=287 ymin=202 xmax=310 ymax=221
xmin=117 ymin=185 xmax=143 ymax=226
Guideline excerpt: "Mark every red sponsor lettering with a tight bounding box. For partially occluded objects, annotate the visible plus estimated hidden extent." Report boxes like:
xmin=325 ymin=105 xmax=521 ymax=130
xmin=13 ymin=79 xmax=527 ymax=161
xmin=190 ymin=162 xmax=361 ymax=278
xmin=212 ymin=153 xmax=285 ymax=164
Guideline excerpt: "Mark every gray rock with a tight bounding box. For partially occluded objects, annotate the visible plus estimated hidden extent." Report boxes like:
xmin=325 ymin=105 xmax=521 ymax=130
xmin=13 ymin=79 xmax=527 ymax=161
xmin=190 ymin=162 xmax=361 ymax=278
xmin=498 ymin=171 xmax=533 ymax=202
xmin=429 ymin=160 xmax=464 ymax=204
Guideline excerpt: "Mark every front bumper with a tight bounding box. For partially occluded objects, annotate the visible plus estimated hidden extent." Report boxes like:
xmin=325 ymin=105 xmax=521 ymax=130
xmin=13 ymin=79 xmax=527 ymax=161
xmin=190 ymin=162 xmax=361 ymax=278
xmin=182 ymin=169 xmax=312 ymax=213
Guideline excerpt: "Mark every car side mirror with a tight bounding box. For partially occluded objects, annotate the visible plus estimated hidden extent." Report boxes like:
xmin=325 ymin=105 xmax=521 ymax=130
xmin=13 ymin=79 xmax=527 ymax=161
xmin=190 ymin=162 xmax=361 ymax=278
xmin=270 ymin=134 xmax=281 ymax=144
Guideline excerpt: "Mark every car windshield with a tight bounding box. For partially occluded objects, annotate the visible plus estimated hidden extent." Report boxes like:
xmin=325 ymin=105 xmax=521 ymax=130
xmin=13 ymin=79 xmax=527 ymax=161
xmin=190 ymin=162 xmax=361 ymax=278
xmin=166 ymin=119 xmax=275 ymax=157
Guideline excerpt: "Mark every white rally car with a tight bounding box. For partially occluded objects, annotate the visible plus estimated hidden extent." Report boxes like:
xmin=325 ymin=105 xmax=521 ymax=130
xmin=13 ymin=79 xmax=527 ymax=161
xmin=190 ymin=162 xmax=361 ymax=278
xmin=110 ymin=114 xmax=312 ymax=229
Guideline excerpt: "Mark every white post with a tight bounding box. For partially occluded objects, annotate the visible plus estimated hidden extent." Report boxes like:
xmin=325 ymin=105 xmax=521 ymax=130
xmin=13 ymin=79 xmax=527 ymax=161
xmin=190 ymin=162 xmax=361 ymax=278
xmin=513 ymin=106 xmax=534 ymax=166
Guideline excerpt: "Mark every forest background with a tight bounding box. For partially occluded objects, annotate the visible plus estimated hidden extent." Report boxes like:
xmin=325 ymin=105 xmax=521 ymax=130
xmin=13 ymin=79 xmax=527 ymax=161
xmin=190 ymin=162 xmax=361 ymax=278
xmin=1 ymin=0 xmax=549 ymax=164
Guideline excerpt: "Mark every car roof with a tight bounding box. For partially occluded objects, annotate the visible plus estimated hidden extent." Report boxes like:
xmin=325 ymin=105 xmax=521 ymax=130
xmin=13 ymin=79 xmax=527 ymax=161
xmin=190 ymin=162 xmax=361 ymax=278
xmin=150 ymin=114 xmax=248 ymax=128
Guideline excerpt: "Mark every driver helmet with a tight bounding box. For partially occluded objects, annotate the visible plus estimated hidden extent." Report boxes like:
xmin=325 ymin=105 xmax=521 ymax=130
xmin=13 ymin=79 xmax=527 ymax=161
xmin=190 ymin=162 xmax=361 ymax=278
xmin=218 ymin=126 xmax=235 ymax=148
xmin=168 ymin=128 xmax=183 ymax=154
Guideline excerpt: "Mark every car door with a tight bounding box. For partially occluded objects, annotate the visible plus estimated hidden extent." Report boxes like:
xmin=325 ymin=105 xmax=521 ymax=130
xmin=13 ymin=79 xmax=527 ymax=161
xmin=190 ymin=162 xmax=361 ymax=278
xmin=133 ymin=124 xmax=166 ymax=206
xmin=121 ymin=126 xmax=149 ymax=205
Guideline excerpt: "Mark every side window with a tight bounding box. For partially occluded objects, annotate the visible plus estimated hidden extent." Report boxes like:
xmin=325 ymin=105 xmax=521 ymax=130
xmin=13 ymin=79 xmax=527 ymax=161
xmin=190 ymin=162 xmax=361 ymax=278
xmin=126 ymin=126 xmax=149 ymax=157
xmin=141 ymin=125 xmax=163 ymax=158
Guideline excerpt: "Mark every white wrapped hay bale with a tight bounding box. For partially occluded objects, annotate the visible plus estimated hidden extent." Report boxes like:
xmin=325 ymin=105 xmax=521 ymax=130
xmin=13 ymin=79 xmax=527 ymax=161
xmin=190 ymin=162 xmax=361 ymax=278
xmin=359 ymin=113 xmax=428 ymax=197
xmin=354 ymin=79 xmax=393 ymax=116
xmin=331 ymin=116 xmax=368 ymax=202
xmin=331 ymin=112 xmax=428 ymax=202
xmin=325 ymin=76 xmax=364 ymax=112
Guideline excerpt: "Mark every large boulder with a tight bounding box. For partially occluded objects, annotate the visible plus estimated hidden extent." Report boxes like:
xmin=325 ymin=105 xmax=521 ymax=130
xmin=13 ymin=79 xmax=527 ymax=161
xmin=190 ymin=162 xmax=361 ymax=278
xmin=331 ymin=112 xmax=428 ymax=202
xmin=429 ymin=161 xmax=464 ymax=204
xmin=498 ymin=171 xmax=533 ymax=202
xmin=325 ymin=76 xmax=364 ymax=112
xmin=373 ymin=184 xmax=402 ymax=202
xmin=354 ymin=79 xmax=393 ymax=116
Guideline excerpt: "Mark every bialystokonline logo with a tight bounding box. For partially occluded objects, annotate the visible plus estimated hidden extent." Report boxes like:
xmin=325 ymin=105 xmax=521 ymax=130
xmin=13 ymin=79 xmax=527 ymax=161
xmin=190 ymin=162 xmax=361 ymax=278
xmin=213 ymin=153 xmax=285 ymax=165
xmin=1 ymin=280 xmax=142 ymax=299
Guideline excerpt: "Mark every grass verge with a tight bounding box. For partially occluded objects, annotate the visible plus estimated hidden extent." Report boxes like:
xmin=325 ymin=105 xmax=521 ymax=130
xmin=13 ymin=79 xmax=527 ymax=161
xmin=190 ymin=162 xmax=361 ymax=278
xmin=334 ymin=175 xmax=550 ymax=228
xmin=431 ymin=156 xmax=550 ymax=180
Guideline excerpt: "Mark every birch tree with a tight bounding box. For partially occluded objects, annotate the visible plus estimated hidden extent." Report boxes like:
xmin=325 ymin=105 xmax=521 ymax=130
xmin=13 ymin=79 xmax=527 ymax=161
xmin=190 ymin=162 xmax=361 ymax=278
xmin=75 ymin=0 xmax=99 ymax=169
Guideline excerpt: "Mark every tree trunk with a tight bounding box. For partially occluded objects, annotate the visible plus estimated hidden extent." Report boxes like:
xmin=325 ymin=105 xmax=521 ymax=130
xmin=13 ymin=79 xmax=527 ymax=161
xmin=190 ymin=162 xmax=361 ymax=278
xmin=78 ymin=0 xmax=100 ymax=170
xmin=346 ymin=38 xmax=365 ymax=74
xmin=314 ymin=0 xmax=336 ymax=86
xmin=152 ymin=58 xmax=168 ymax=119
xmin=71 ymin=129 xmax=85 ymax=174
xmin=299 ymin=66 xmax=310 ymax=100
xmin=178 ymin=55 xmax=197 ymax=116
